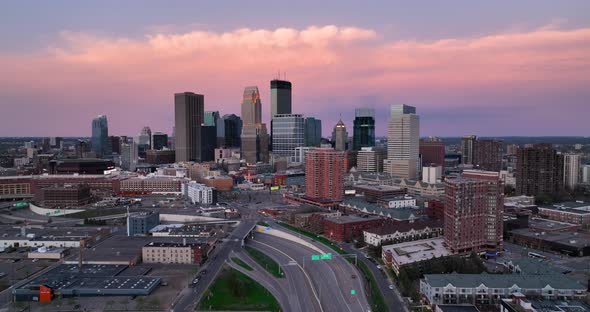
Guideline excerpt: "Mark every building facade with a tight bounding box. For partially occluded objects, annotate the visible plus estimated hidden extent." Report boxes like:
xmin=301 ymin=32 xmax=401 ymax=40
xmin=127 ymin=212 xmax=160 ymax=236
xmin=304 ymin=117 xmax=322 ymax=147
xmin=120 ymin=141 xmax=138 ymax=171
xmin=420 ymin=139 xmax=445 ymax=168
xmin=305 ymin=148 xmax=345 ymax=201
xmin=385 ymin=104 xmax=420 ymax=179
xmin=174 ymin=92 xmax=204 ymax=162
xmin=91 ymin=115 xmax=109 ymax=158
xmin=142 ymin=241 xmax=210 ymax=264
xmin=356 ymin=147 xmax=386 ymax=173
xmin=352 ymin=108 xmax=375 ymax=151
xmin=516 ymin=144 xmax=564 ymax=196
xmin=332 ymin=119 xmax=348 ymax=151
xmin=183 ymin=181 xmax=216 ymax=204
xmin=217 ymin=114 xmax=242 ymax=148
xmin=271 ymin=114 xmax=304 ymax=158
xmin=563 ymin=153 xmax=581 ymax=191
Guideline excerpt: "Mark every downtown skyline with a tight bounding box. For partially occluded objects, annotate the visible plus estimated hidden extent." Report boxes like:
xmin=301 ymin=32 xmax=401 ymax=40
xmin=1 ymin=0 xmax=589 ymax=137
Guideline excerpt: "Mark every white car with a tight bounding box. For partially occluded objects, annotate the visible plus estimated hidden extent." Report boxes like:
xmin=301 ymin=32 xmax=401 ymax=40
xmin=389 ymin=284 xmax=394 ymax=290
xmin=376 ymin=265 xmax=382 ymax=270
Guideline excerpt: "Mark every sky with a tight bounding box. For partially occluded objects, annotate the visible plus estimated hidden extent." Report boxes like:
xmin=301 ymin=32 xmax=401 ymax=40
xmin=0 ymin=0 xmax=589 ymax=137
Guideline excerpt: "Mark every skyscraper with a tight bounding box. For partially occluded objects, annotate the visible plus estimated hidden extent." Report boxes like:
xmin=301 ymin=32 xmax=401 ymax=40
xmin=384 ymin=104 xmax=420 ymax=179
xmin=356 ymin=147 xmax=386 ymax=173
xmin=352 ymin=108 xmax=375 ymax=151
xmin=201 ymin=126 xmax=216 ymax=161
xmin=240 ymin=86 xmax=268 ymax=164
xmin=138 ymin=126 xmax=152 ymax=148
xmin=174 ymin=92 xmax=204 ymax=162
xmin=563 ymin=153 xmax=581 ymax=191
xmin=461 ymin=135 xmax=477 ymax=165
xmin=444 ymin=170 xmax=503 ymax=254
xmin=419 ymin=138 xmax=445 ymax=168
xmin=120 ymin=141 xmax=138 ymax=171
xmin=271 ymin=114 xmax=304 ymax=157
xmin=305 ymin=148 xmax=345 ymax=201
xmin=332 ymin=119 xmax=348 ymax=151
xmin=91 ymin=115 xmax=109 ymax=158
xmin=217 ymin=114 xmax=242 ymax=148
xmin=270 ymin=79 xmax=292 ymax=119
xmin=474 ymin=139 xmax=502 ymax=172
xmin=241 ymin=86 xmax=262 ymax=125
xmin=151 ymin=132 xmax=168 ymax=150
xmin=304 ymin=117 xmax=322 ymax=147
xmin=204 ymin=111 xmax=220 ymax=127
xmin=515 ymin=144 xmax=564 ymax=196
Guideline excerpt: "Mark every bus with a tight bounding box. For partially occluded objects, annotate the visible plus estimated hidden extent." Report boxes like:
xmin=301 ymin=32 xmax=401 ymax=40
xmin=528 ymin=252 xmax=547 ymax=259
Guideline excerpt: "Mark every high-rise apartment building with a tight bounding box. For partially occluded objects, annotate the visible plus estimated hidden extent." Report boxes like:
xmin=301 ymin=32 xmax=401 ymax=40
xmin=120 ymin=141 xmax=138 ymax=171
xmin=461 ymin=135 xmax=477 ymax=165
xmin=384 ymin=104 xmax=420 ymax=179
xmin=271 ymin=114 xmax=304 ymax=158
xmin=444 ymin=170 xmax=503 ymax=254
xmin=332 ymin=119 xmax=348 ymax=151
xmin=356 ymin=147 xmax=386 ymax=173
xmin=563 ymin=153 xmax=581 ymax=191
xmin=174 ymin=92 xmax=204 ymax=162
xmin=582 ymin=164 xmax=590 ymax=184
xmin=217 ymin=114 xmax=242 ymax=148
xmin=515 ymin=144 xmax=564 ymax=196
xmin=352 ymin=108 xmax=375 ymax=151
xmin=151 ymin=132 xmax=168 ymax=150
xmin=305 ymin=148 xmax=345 ymax=201
xmin=419 ymin=138 xmax=445 ymax=168
xmin=474 ymin=139 xmax=502 ymax=172
xmin=304 ymin=117 xmax=322 ymax=147
xmin=91 ymin=115 xmax=109 ymax=158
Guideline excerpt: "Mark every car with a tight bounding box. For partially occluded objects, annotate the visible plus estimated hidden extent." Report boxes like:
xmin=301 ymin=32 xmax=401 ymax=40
xmin=32 ymin=259 xmax=39 ymax=263
xmin=389 ymin=284 xmax=394 ymax=290
xmin=376 ymin=265 xmax=382 ymax=270
xmin=351 ymin=274 xmax=357 ymax=279
xmin=363 ymin=254 xmax=370 ymax=259
xmin=200 ymin=269 xmax=207 ymax=275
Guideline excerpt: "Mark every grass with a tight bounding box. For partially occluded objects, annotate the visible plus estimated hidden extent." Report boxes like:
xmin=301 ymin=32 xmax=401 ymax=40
xmin=257 ymin=221 xmax=270 ymax=227
xmin=245 ymin=246 xmax=284 ymax=278
xmin=198 ymin=267 xmax=280 ymax=311
xmin=276 ymin=221 xmax=345 ymax=254
xmin=358 ymin=261 xmax=388 ymax=312
xmin=231 ymin=257 xmax=253 ymax=271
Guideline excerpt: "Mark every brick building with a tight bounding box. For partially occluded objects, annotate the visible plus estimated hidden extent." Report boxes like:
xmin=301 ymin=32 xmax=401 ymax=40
xmin=305 ymin=148 xmax=345 ymax=201
xmin=516 ymin=144 xmax=564 ymax=196
xmin=142 ymin=241 xmax=210 ymax=264
xmin=323 ymin=214 xmax=384 ymax=242
xmin=40 ymin=184 xmax=92 ymax=208
xmin=419 ymin=139 xmax=445 ymax=168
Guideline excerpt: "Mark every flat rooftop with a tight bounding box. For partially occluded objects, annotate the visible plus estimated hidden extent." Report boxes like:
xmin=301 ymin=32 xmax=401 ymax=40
xmin=354 ymin=184 xmax=404 ymax=192
xmin=540 ymin=202 xmax=590 ymax=214
xmin=510 ymin=228 xmax=590 ymax=248
xmin=325 ymin=214 xmax=382 ymax=224
xmin=529 ymin=218 xmax=579 ymax=231
xmin=0 ymin=225 xmax=106 ymax=241
xmin=437 ymin=305 xmax=480 ymax=312
xmin=383 ymin=238 xmax=451 ymax=266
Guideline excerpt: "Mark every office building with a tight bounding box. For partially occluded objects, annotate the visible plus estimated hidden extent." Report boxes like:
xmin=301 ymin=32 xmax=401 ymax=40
xmin=49 ymin=137 xmax=63 ymax=149
xmin=461 ymin=135 xmax=477 ymax=165
xmin=241 ymin=86 xmax=262 ymax=125
xmin=331 ymin=119 xmax=348 ymax=151
xmin=138 ymin=126 xmax=152 ymax=148
xmin=515 ymin=144 xmax=564 ymax=196
xmin=109 ymin=136 xmax=121 ymax=155
xmin=241 ymin=124 xmax=269 ymax=164
xmin=145 ymin=150 xmax=175 ymax=165
xmin=352 ymin=108 xmax=375 ymax=151
xmin=174 ymin=92 xmax=204 ymax=162
xmin=304 ymin=117 xmax=322 ymax=147
xmin=217 ymin=114 xmax=242 ymax=148
xmin=305 ymin=148 xmax=345 ymax=201
xmin=583 ymin=164 xmax=590 ymax=184
xmin=271 ymin=114 xmax=304 ymax=158
xmin=444 ymin=170 xmax=503 ymax=254
xmin=40 ymin=184 xmax=92 ymax=208
xmin=143 ymin=241 xmax=210 ymax=265
xmin=91 ymin=115 xmax=109 ymax=158
xmin=356 ymin=147 xmax=386 ymax=173
xmin=420 ymin=139 xmax=445 ymax=168
xmin=422 ymin=165 xmax=442 ymax=184
xmin=151 ymin=132 xmax=168 ymax=150
xmin=204 ymin=111 xmax=220 ymax=127
xmin=127 ymin=212 xmax=159 ymax=236
xmin=120 ymin=141 xmax=138 ymax=171
xmin=270 ymin=79 xmax=292 ymax=119
xmin=563 ymin=153 xmax=581 ymax=191
xmin=384 ymin=104 xmax=420 ymax=179
xmin=200 ymin=125 xmax=216 ymax=162
xmin=48 ymin=159 xmax=114 ymax=175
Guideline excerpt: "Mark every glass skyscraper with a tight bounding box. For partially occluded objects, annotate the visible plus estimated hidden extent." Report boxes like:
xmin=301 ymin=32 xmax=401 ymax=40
xmin=271 ymin=114 xmax=304 ymax=157
xmin=352 ymin=108 xmax=375 ymax=151
xmin=91 ymin=115 xmax=109 ymax=158
xmin=304 ymin=117 xmax=322 ymax=147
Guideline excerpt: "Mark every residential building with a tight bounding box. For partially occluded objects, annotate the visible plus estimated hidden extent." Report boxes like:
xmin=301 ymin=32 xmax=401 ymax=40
xmin=332 ymin=119 xmax=348 ymax=151
xmin=461 ymin=135 xmax=477 ymax=165
xmin=356 ymin=147 xmax=386 ymax=173
xmin=91 ymin=115 xmax=109 ymax=158
xmin=120 ymin=141 xmax=138 ymax=171
xmin=304 ymin=117 xmax=322 ymax=147
xmin=444 ymin=170 xmax=504 ymax=254
xmin=383 ymin=238 xmax=451 ymax=274
xmin=174 ymin=92 xmax=204 ymax=162
xmin=352 ymin=108 xmax=375 ymax=151
xmin=127 ymin=212 xmax=160 ymax=236
xmin=271 ymin=114 xmax=304 ymax=158
xmin=364 ymin=220 xmax=443 ymax=247
xmin=384 ymin=104 xmax=420 ymax=179
xmin=323 ymin=214 xmax=384 ymax=242
xmin=183 ymin=181 xmax=216 ymax=204
xmin=305 ymin=148 xmax=345 ymax=201
xmin=516 ymin=144 xmax=564 ymax=196
xmin=563 ymin=153 xmax=581 ymax=191
xmin=142 ymin=241 xmax=210 ymax=264
xmin=474 ymin=139 xmax=502 ymax=172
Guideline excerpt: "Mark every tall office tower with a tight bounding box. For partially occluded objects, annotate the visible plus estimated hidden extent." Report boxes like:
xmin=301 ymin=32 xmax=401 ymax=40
xmin=384 ymin=104 xmax=420 ymax=179
xmin=271 ymin=114 xmax=304 ymax=157
xmin=331 ymin=119 xmax=348 ymax=151
xmin=515 ymin=144 xmax=564 ymax=196
xmin=419 ymin=139 xmax=445 ymax=168
xmin=356 ymin=147 xmax=386 ymax=173
xmin=241 ymin=124 xmax=268 ymax=164
xmin=204 ymin=111 xmax=220 ymax=127
xmin=120 ymin=141 xmax=138 ymax=171
xmin=563 ymin=153 xmax=581 ymax=191
xmin=217 ymin=114 xmax=242 ymax=148
xmin=461 ymin=135 xmax=477 ymax=165
xmin=582 ymin=164 xmax=590 ymax=184
xmin=444 ymin=170 xmax=504 ymax=254
xmin=240 ymin=86 xmax=268 ymax=164
xmin=304 ymin=117 xmax=322 ymax=147
xmin=109 ymin=136 xmax=121 ymax=155
xmin=305 ymin=148 xmax=345 ymax=201
xmin=352 ymin=108 xmax=375 ymax=151
xmin=270 ymin=79 xmax=292 ymax=119
xmin=91 ymin=115 xmax=109 ymax=158
xmin=241 ymin=86 xmax=262 ymax=125
xmin=174 ymin=92 xmax=204 ymax=162
xmin=152 ymin=132 xmax=168 ymax=150
xmin=474 ymin=139 xmax=502 ymax=172
xmin=138 ymin=126 xmax=152 ymax=148
xmin=201 ymin=126 xmax=216 ymax=161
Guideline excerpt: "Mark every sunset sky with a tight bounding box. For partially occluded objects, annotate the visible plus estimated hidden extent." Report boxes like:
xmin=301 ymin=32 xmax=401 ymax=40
xmin=1 ymin=0 xmax=589 ymax=137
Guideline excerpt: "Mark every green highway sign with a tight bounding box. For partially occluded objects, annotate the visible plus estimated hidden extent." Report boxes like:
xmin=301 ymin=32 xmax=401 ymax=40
xmin=351 ymin=289 xmax=355 ymax=295
xmin=311 ymin=253 xmax=332 ymax=261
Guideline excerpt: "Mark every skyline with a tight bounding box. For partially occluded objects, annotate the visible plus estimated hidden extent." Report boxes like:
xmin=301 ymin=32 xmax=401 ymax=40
xmin=1 ymin=1 xmax=589 ymax=137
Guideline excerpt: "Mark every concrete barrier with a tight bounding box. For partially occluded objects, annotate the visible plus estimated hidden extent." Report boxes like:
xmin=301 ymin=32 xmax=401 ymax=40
xmin=29 ymin=203 xmax=84 ymax=216
xmin=255 ymin=225 xmax=325 ymax=254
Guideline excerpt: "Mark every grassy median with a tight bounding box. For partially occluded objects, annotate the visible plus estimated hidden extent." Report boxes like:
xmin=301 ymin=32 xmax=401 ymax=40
xmin=276 ymin=221 xmax=345 ymax=254
xmin=358 ymin=261 xmax=388 ymax=312
xmin=231 ymin=257 xmax=253 ymax=271
xmin=198 ymin=267 xmax=280 ymax=311
xmin=244 ymin=246 xmax=284 ymax=278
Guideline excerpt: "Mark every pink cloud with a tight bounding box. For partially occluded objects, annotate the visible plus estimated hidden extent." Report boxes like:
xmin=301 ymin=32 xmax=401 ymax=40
xmin=0 ymin=24 xmax=588 ymax=136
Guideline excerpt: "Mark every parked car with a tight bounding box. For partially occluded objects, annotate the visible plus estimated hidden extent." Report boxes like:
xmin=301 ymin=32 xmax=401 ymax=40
xmin=389 ymin=284 xmax=394 ymax=290
xmin=376 ymin=265 xmax=382 ymax=270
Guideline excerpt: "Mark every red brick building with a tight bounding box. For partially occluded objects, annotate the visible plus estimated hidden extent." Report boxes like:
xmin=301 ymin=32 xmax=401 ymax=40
xmin=419 ymin=140 xmax=445 ymax=168
xmin=323 ymin=214 xmax=384 ymax=242
xmin=305 ymin=148 xmax=345 ymax=201
xmin=425 ymin=199 xmax=444 ymax=222
xmin=444 ymin=170 xmax=504 ymax=254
